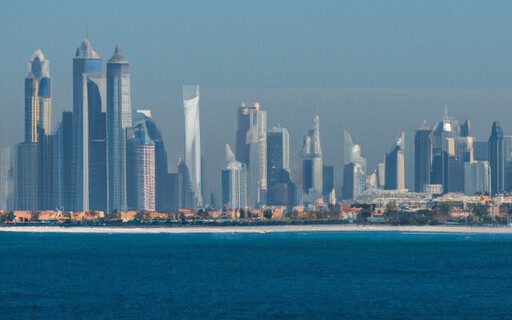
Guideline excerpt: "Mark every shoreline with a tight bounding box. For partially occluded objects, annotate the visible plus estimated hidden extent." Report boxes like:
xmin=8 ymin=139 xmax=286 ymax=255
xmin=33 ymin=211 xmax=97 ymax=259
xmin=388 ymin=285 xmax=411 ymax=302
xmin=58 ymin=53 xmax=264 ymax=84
xmin=1 ymin=224 xmax=512 ymax=234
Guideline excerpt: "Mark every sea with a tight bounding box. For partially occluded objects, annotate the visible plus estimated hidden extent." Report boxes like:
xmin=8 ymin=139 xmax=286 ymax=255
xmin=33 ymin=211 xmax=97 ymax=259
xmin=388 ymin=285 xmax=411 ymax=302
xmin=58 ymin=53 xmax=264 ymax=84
xmin=1 ymin=231 xmax=511 ymax=319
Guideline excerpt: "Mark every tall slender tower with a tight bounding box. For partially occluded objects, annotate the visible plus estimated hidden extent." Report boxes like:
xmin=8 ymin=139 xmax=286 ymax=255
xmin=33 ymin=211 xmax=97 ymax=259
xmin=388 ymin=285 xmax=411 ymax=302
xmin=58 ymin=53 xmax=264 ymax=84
xmin=183 ymin=85 xmax=202 ymax=208
xmin=129 ymin=116 xmax=156 ymax=212
xmin=489 ymin=121 xmax=504 ymax=195
xmin=343 ymin=130 xmax=354 ymax=165
xmin=221 ymin=145 xmax=247 ymax=210
xmin=107 ymin=45 xmax=132 ymax=212
xmin=18 ymin=50 xmax=52 ymax=211
xmin=235 ymin=102 xmax=267 ymax=208
xmin=25 ymin=49 xmax=51 ymax=142
xmin=73 ymin=39 xmax=106 ymax=211
xmin=414 ymin=125 xmax=433 ymax=192
xmin=302 ymin=115 xmax=323 ymax=197
xmin=385 ymin=131 xmax=405 ymax=191
xmin=267 ymin=127 xmax=290 ymax=184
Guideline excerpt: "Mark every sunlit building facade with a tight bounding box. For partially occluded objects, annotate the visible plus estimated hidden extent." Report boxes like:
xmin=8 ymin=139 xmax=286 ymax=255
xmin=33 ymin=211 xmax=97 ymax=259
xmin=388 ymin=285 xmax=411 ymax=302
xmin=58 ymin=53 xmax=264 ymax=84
xmin=183 ymin=85 xmax=202 ymax=208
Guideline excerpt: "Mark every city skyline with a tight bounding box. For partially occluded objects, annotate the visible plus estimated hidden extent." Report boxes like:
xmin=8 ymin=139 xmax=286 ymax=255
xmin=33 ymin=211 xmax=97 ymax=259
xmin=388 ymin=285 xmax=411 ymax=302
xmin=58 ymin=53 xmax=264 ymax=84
xmin=2 ymin=2 xmax=512 ymax=198
xmin=2 ymin=0 xmax=512 ymax=209
xmin=3 ymin=40 xmax=512 ymax=211
xmin=5 ymin=39 xmax=511 ymax=211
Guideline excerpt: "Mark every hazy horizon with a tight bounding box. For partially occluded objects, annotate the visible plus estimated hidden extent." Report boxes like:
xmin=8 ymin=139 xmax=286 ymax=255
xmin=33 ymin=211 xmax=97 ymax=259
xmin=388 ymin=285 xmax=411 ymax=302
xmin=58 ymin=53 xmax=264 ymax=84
xmin=1 ymin=0 xmax=512 ymax=198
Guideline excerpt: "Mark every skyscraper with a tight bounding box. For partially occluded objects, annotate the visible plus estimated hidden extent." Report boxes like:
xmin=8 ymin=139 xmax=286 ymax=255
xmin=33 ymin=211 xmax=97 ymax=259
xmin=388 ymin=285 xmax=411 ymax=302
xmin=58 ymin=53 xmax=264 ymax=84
xmin=322 ymin=165 xmax=334 ymax=195
xmin=414 ymin=127 xmax=432 ymax=192
xmin=24 ymin=49 xmax=51 ymax=142
xmin=267 ymin=126 xmax=291 ymax=196
xmin=135 ymin=110 xmax=170 ymax=212
xmin=183 ymin=85 xmax=202 ymax=209
xmin=342 ymin=161 xmax=366 ymax=200
xmin=221 ymin=145 xmax=247 ymax=210
xmin=177 ymin=159 xmax=194 ymax=209
xmin=267 ymin=127 xmax=290 ymax=174
xmin=129 ymin=117 xmax=155 ymax=212
xmin=385 ymin=131 xmax=405 ymax=191
xmin=488 ymin=121 xmax=504 ymax=195
xmin=302 ymin=115 xmax=323 ymax=197
xmin=107 ymin=46 xmax=132 ymax=212
xmin=376 ymin=162 xmax=385 ymax=189
xmin=18 ymin=50 xmax=53 ymax=211
xmin=446 ymin=136 xmax=474 ymax=193
xmin=73 ymin=38 xmax=106 ymax=211
xmin=464 ymin=161 xmax=491 ymax=196
xmin=343 ymin=130 xmax=354 ymax=165
xmin=54 ymin=111 xmax=73 ymax=211
xmin=0 ymin=147 xmax=14 ymax=211
xmin=235 ymin=102 xmax=267 ymax=208
xmin=431 ymin=110 xmax=459 ymax=187
xmin=473 ymin=141 xmax=489 ymax=161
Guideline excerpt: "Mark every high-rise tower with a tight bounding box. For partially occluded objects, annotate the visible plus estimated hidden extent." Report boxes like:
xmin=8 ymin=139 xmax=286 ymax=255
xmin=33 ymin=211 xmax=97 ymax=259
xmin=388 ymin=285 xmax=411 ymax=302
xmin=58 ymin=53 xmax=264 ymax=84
xmin=235 ymin=102 xmax=267 ymax=208
xmin=107 ymin=45 xmax=132 ymax=212
xmin=18 ymin=50 xmax=52 ymax=211
xmin=414 ymin=126 xmax=433 ymax=192
xmin=488 ymin=121 xmax=504 ymax=195
xmin=302 ymin=115 xmax=323 ymax=197
xmin=183 ymin=85 xmax=202 ymax=209
xmin=24 ymin=49 xmax=51 ymax=142
xmin=267 ymin=127 xmax=290 ymax=183
xmin=128 ymin=115 xmax=156 ymax=212
xmin=385 ymin=131 xmax=405 ymax=191
xmin=72 ymin=39 xmax=107 ymax=211
xmin=221 ymin=145 xmax=247 ymax=210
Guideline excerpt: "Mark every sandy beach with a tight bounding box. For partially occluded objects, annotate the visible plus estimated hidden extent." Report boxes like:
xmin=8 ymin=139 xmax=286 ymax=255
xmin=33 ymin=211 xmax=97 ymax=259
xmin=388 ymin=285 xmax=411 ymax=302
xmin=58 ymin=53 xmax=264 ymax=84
xmin=0 ymin=224 xmax=512 ymax=234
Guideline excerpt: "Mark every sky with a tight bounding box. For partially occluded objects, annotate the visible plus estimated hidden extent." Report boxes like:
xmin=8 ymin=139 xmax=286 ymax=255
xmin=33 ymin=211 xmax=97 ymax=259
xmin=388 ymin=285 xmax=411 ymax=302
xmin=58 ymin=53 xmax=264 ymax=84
xmin=1 ymin=0 xmax=512 ymax=198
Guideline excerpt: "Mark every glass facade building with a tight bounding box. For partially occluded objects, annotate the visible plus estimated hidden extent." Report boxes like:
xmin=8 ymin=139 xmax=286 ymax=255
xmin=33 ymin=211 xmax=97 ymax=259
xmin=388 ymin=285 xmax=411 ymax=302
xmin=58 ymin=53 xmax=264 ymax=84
xmin=72 ymin=39 xmax=107 ymax=211
xmin=107 ymin=46 xmax=132 ymax=212
xmin=183 ymin=85 xmax=202 ymax=209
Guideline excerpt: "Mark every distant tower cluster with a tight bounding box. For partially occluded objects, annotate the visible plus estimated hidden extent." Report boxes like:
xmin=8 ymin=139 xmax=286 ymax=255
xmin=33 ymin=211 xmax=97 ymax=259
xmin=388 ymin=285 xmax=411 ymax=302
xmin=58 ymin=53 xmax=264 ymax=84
xmin=9 ymin=40 xmax=512 ymax=215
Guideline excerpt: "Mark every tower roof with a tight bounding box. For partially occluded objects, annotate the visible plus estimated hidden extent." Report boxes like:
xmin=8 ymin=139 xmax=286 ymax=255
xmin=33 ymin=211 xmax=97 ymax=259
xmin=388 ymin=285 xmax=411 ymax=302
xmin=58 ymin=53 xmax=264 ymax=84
xmin=108 ymin=44 xmax=129 ymax=64
xmin=27 ymin=49 xmax=50 ymax=78
xmin=489 ymin=121 xmax=504 ymax=140
xmin=75 ymin=38 xmax=101 ymax=59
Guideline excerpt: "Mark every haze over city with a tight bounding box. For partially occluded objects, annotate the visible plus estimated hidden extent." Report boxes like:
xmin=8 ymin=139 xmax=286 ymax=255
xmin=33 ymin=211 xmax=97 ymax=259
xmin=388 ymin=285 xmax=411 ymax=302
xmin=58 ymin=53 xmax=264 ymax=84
xmin=1 ymin=0 xmax=512 ymax=199
xmin=5 ymin=2 xmax=512 ymax=319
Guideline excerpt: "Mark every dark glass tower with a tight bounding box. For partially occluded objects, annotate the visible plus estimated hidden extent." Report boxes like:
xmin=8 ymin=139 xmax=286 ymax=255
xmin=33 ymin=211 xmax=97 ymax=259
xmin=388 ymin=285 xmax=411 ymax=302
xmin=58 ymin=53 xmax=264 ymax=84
xmin=385 ymin=131 xmax=405 ymax=190
xmin=107 ymin=46 xmax=132 ymax=212
xmin=54 ymin=111 xmax=74 ymax=211
xmin=414 ymin=128 xmax=432 ymax=192
xmin=322 ymin=165 xmax=334 ymax=195
xmin=488 ymin=121 xmax=504 ymax=195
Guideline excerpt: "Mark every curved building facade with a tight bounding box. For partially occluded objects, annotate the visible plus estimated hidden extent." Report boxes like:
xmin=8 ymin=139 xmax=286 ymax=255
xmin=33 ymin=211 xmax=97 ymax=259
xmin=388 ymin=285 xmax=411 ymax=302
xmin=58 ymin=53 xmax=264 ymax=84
xmin=183 ymin=85 xmax=202 ymax=208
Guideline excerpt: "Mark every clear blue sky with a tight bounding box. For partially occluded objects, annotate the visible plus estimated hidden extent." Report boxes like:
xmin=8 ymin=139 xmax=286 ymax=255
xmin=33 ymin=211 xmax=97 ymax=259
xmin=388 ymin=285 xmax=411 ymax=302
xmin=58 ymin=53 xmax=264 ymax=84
xmin=1 ymin=0 xmax=512 ymax=194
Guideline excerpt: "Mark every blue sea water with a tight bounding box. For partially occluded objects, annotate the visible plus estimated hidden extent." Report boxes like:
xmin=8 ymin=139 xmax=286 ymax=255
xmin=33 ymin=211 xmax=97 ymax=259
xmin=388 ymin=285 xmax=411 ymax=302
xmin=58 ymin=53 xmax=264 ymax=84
xmin=1 ymin=231 xmax=511 ymax=319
